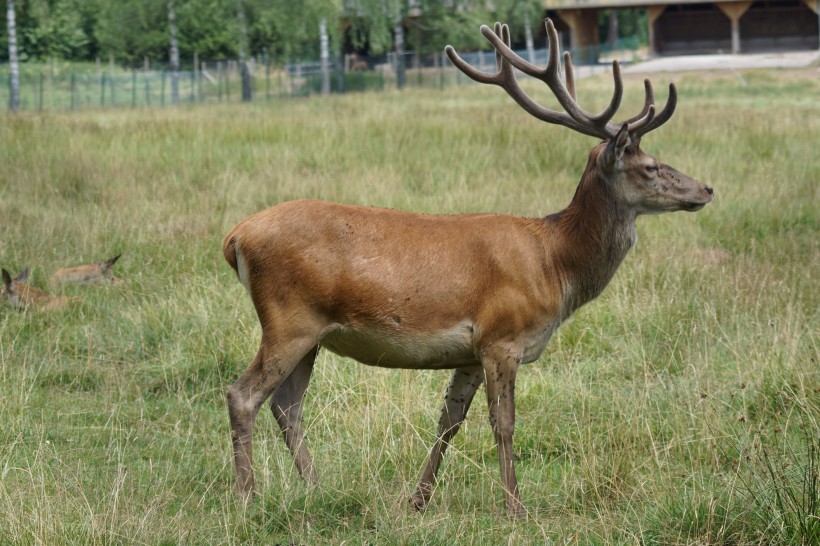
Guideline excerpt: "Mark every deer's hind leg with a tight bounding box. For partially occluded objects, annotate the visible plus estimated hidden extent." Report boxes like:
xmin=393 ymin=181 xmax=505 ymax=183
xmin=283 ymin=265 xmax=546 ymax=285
xmin=270 ymin=346 xmax=318 ymax=483
xmin=227 ymin=328 xmax=321 ymax=500
xmin=411 ymin=366 xmax=483 ymax=510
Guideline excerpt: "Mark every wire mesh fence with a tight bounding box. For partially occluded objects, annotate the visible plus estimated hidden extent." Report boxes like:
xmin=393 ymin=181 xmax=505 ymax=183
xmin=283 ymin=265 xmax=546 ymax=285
xmin=1 ymin=38 xmax=641 ymax=112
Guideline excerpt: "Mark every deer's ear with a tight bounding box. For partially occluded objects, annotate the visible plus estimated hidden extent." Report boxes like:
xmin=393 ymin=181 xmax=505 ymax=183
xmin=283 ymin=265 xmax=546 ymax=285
xmin=16 ymin=267 xmax=30 ymax=282
xmin=103 ymin=254 xmax=121 ymax=270
xmin=604 ymin=124 xmax=631 ymax=167
xmin=2 ymin=269 xmax=11 ymax=289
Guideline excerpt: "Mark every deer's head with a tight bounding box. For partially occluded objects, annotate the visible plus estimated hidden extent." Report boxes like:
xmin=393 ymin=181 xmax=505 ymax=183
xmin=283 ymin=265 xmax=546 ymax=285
xmin=446 ymin=20 xmax=713 ymax=216
xmin=2 ymin=267 xmax=31 ymax=308
xmin=598 ymin=125 xmax=713 ymax=215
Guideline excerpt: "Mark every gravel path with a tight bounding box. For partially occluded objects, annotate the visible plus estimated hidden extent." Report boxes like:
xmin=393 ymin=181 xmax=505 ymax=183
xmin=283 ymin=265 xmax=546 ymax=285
xmin=622 ymin=50 xmax=820 ymax=74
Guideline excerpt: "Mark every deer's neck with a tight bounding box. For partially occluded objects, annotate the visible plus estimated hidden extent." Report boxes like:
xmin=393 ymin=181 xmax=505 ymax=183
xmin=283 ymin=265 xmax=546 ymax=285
xmin=548 ymin=164 xmax=636 ymax=314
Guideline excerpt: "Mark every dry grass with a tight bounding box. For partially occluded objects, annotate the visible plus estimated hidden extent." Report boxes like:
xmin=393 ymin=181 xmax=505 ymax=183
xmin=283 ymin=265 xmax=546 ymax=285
xmin=0 ymin=65 xmax=818 ymax=544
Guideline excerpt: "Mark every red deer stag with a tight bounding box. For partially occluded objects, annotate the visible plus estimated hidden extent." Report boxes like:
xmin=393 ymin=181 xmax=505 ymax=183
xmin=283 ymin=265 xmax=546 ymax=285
xmin=222 ymin=19 xmax=714 ymax=518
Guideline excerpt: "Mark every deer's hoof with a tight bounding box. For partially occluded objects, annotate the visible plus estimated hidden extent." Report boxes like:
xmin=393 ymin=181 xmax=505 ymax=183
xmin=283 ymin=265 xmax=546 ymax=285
xmin=409 ymin=494 xmax=428 ymax=512
xmin=507 ymin=503 xmax=527 ymax=520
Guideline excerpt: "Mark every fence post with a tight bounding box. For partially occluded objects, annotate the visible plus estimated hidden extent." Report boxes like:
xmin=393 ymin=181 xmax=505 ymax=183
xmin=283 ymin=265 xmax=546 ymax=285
xmin=265 ymin=53 xmax=271 ymax=100
xmin=100 ymin=72 xmax=106 ymax=106
xmin=70 ymin=73 xmax=76 ymax=111
xmin=199 ymin=61 xmax=205 ymax=102
xmin=439 ymin=51 xmax=444 ymax=89
xmin=38 ymin=72 xmax=44 ymax=111
xmin=216 ymin=61 xmax=222 ymax=101
xmin=145 ymin=72 xmax=151 ymax=106
xmin=48 ymin=60 xmax=54 ymax=109
xmin=109 ymin=54 xmax=117 ymax=106
xmin=226 ymin=63 xmax=231 ymax=101
xmin=193 ymin=52 xmax=199 ymax=102
xmin=161 ymin=71 xmax=166 ymax=106
xmin=84 ymin=73 xmax=91 ymax=108
xmin=132 ymin=71 xmax=137 ymax=107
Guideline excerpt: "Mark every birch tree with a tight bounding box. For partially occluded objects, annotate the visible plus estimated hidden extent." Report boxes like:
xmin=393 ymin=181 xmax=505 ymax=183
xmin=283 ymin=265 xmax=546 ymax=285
xmin=168 ymin=0 xmax=180 ymax=105
xmin=236 ymin=0 xmax=251 ymax=101
xmin=7 ymin=0 xmax=20 ymax=111
xmin=394 ymin=3 xmax=405 ymax=89
xmin=319 ymin=18 xmax=330 ymax=95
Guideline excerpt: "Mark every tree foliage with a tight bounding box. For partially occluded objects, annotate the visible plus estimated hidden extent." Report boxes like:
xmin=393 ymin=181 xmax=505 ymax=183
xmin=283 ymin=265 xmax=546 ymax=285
xmin=2 ymin=1 xmax=644 ymax=65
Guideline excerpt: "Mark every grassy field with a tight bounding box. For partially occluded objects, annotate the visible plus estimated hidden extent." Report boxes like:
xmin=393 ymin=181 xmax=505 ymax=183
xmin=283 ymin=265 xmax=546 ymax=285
xmin=0 ymin=65 xmax=818 ymax=544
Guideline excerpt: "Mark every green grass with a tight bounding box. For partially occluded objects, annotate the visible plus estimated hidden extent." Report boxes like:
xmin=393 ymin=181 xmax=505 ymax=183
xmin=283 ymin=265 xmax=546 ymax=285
xmin=1 ymin=66 xmax=818 ymax=544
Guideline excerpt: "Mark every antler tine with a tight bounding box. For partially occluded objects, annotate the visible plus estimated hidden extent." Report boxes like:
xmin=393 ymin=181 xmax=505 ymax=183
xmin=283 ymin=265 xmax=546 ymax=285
xmin=493 ymin=22 xmax=504 ymax=71
xmin=616 ymin=78 xmax=657 ymax=138
xmin=447 ymin=20 xmax=679 ymax=142
xmin=546 ymin=19 xmax=623 ymax=133
xmin=563 ymin=52 xmax=576 ymax=100
xmin=599 ymin=60 xmax=624 ymax=128
xmin=480 ymin=23 xmax=547 ymax=79
xmin=623 ymin=79 xmax=654 ymax=125
xmin=444 ymin=43 xmax=504 ymax=86
xmin=631 ymin=83 xmax=677 ymax=138
xmin=446 ymin=24 xmax=603 ymax=138
xmin=481 ymin=19 xmax=623 ymax=138
xmin=444 ymin=23 xmax=517 ymax=88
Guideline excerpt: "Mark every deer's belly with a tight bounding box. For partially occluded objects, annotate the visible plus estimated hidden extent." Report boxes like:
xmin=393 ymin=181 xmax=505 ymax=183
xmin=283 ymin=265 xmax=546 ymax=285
xmin=320 ymin=322 xmax=477 ymax=370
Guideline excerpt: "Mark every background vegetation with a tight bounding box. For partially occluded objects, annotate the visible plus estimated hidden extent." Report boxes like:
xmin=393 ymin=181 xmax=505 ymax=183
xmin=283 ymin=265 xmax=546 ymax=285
xmin=0 ymin=65 xmax=818 ymax=543
xmin=1 ymin=0 xmax=644 ymax=65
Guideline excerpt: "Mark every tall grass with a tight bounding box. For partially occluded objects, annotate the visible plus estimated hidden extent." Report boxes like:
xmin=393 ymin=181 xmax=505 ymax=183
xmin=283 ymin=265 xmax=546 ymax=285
xmin=1 ymin=66 xmax=818 ymax=544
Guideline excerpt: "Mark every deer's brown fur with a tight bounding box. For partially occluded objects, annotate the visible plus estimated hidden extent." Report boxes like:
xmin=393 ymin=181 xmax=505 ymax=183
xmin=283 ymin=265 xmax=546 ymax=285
xmin=50 ymin=254 xmax=121 ymax=286
xmin=2 ymin=268 xmax=79 ymax=311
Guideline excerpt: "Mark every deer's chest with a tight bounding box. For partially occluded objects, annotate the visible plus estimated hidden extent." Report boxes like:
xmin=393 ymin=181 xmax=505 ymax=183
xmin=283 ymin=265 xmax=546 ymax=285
xmin=517 ymin=319 xmax=562 ymax=364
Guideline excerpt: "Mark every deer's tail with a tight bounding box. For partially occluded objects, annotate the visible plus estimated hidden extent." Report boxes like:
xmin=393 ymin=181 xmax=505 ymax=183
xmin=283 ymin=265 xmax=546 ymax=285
xmin=222 ymin=232 xmax=239 ymax=274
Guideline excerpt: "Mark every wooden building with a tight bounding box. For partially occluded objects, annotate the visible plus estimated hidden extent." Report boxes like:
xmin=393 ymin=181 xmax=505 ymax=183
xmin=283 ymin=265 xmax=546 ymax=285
xmin=542 ymin=0 xmax=820 ymax=56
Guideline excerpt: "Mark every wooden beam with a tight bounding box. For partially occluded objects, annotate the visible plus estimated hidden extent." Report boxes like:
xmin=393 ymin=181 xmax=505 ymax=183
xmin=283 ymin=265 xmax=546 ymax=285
xmin=647 ymin=6 xmax=667 ymax=57
xmin=716 ymin=1 xmax=752 ymax=54
xmin=716 ymin=1 xmax=753 ymax=21
xmin=556 ymin=9 xmax=600 ymax=62
xmin=647 ymin=5 xmax=667 ymax=25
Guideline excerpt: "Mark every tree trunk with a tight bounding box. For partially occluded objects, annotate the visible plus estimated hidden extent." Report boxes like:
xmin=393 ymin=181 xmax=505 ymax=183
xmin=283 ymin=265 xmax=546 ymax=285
xmin=607 ymin=10 xmax=619 ymax=50
xmin=524 ymin=12 xmax=535 ymax=64
xmin=394 ymin=9 xmax=405 ymax=89
xmin=7 ymin=0 xmax=20 ymax=111
xmin=236 ymin=0 xmax=252 ymax=102
xmin=319 ymin=19 xmax=330 ymax=96
xmin=168 ymin=0 xmax=180 ymax=105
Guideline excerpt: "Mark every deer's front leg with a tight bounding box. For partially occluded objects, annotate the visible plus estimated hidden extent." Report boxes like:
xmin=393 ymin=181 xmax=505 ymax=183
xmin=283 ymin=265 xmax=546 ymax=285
xmin=411 ymin=366 xmax=483 ymax=510
xmin=483 ymin=350 xmax=525 ymax=518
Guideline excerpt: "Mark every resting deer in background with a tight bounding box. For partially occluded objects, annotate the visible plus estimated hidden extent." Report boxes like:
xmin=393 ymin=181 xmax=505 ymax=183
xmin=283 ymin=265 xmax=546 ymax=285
xmin=2 ymin=267 xmax=79 ymax=311
xmin=50 ymin=254 xmax=122 ymax=286
xmin=222 ymin=19 xmax=714 ymax=518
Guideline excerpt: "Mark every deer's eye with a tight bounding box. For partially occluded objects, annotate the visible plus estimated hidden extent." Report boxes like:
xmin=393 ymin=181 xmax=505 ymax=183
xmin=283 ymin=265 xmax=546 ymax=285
xmin=646 ymin=165 xmax=658 ymax=174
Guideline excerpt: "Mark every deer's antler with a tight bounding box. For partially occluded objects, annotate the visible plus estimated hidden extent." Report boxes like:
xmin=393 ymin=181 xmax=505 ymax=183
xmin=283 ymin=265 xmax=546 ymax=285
xmin=445 ymin=19 xmax=677 ymax=140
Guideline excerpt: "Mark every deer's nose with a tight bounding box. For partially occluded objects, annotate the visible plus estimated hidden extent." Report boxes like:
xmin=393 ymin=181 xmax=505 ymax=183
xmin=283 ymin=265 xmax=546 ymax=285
xmin=704 ymin=185 xmax=714 ymax=196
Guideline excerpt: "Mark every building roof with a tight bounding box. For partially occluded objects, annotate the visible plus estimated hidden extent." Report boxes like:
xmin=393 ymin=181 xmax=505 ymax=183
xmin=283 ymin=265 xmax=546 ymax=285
xmin=543 ymin=0 xmax=761 ymax=8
